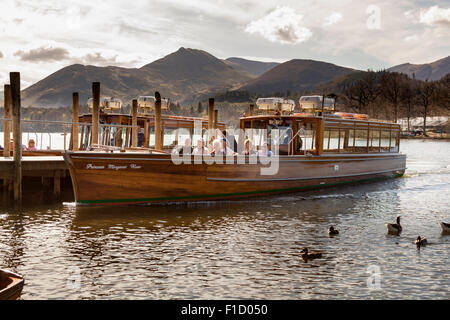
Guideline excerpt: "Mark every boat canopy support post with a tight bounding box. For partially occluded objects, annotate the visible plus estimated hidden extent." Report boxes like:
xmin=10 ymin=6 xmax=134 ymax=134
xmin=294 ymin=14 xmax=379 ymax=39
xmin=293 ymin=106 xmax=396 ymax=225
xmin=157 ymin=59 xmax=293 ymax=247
xmin=208 ymin=98 xmax=214 ymax=139
xmin=131 ymin=99 xmax=138 ymax=147
xmin=10 ymin=72 xmax=22 ymax=203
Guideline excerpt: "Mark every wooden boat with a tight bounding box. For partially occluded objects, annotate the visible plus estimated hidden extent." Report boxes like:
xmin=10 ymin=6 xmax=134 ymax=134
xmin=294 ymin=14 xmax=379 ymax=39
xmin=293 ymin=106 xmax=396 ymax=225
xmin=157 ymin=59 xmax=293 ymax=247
xmin=0 ymin=269 xmax=24 ymax=300
xmin=63 ymin=96 xmax=406 ymax=205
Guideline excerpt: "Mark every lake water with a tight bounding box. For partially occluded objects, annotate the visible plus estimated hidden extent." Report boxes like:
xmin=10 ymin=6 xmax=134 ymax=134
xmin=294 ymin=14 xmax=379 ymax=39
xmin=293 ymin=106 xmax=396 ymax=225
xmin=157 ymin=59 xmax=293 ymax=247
xmin=0 ymin=139 xmax=448 ymax=299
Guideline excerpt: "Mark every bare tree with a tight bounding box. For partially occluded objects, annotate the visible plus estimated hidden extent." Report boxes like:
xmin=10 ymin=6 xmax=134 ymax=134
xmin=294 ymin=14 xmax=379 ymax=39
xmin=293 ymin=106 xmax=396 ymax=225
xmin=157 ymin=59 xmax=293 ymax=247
xmin=416 ymin=81 xmax=436 ymax=136
xmin=380 ymin=71 xmax=407 ymax=123
xmin=400 ymin=78 xmax=418 ymax=133
xmin=340 ymin=71 xmax=380 ymax=115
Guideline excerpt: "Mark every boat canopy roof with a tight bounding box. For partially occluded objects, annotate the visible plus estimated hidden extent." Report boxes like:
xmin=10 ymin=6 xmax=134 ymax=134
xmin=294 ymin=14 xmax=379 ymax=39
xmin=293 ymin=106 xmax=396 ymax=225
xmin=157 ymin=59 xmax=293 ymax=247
xmin=88 ymin=97 xmax=123 ymax=111
xmin=137 ymin=96 xmax=170 ymax=113
xmin=256 ymin=97 xmax=295 ymax=112
xmin=299 ymin=95 xmax=335 ymax=110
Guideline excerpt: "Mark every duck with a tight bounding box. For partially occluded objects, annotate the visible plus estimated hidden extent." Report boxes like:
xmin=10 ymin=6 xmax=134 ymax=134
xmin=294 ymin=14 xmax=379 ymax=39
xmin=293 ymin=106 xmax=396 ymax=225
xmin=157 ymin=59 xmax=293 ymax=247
xmin=415 ymin=236 xmax=427 ymax=247
xmin=300 ymin=248 xmax=322 ymax=260
xmin=440 ymin=222 xmax=450 ymax=233
xmin=328 ymin=226 xmax=339 ymax=235
xmin=386 ymin=216 xmax=402 ymax=234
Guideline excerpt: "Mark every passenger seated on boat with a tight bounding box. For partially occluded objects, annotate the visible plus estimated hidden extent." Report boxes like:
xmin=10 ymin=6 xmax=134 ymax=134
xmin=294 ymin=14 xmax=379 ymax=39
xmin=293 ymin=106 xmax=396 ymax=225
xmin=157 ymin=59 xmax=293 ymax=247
xmin=210 ymin=140 xmax=223 ymax=156
xmin=137 ymin=130 xmax=145 ymax=147
xmin=208 ymin=136 xmax=215 ymax=153
xmin=242 ymin=139 xmax=256 ymax=155
xmin=179 ymin=138 xmax=192 ymax=155
xmin=193 ymin=138 xmax=208 ymax=155
xmin=221 ymin=137 xmax=235 ymax=156
xmin=26 ymin=139 xmax=37 ymax=151
xmin=257 ymin=143 xmax=273 ymax=157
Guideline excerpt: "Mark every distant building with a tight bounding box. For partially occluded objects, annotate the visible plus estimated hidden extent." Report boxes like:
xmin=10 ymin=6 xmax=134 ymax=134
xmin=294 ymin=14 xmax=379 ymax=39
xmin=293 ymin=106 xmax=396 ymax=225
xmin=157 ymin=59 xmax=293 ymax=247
xmin=397 ymin=116 xmax=450 ymax=133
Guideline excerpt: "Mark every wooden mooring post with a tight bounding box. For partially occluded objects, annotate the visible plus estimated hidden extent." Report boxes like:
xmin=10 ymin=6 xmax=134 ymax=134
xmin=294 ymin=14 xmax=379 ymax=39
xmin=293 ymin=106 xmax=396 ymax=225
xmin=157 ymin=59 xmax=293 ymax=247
xmin=214 ymin=109 xmax=218 ymax=129
xmin=92 ymin=82 xmax=100 ymax=145
xmin=3 ymin=85 xmax=11 ymax=189
xmin=72 ymin=92 xmax=79 ymax=151
xmin=10 ymin=72 xmax=22 ymax=202
xmin=154 ymin=92 xmax=162 ymax=151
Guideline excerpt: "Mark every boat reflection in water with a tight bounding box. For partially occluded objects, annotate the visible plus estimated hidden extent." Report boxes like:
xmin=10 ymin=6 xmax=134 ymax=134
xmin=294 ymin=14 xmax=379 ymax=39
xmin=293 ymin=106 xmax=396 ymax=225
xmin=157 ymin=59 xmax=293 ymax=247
xmin=64 ymin=95 xmax=406 ymax=206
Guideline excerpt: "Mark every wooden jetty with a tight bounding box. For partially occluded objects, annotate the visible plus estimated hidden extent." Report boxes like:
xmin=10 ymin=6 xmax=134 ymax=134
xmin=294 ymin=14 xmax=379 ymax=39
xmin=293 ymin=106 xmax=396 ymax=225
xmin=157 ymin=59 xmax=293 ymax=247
xmin=0 ymin=156 xmax=67 ymax=197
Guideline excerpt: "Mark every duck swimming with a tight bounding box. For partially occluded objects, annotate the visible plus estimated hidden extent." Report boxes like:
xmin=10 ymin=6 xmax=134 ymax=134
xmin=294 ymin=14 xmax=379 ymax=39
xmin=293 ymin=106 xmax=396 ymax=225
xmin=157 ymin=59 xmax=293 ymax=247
xmin=328 ymin=226 xmax=339 ymax=235
xmin=415 ymin=236 xmax=427 ymax=247
xmin=300 ymin=248 xmax=322 ymax=260
xmin=440 ymin=222 xmax=450 ymax=233
xmin=386 ymin=216 xmax=402 ymax=234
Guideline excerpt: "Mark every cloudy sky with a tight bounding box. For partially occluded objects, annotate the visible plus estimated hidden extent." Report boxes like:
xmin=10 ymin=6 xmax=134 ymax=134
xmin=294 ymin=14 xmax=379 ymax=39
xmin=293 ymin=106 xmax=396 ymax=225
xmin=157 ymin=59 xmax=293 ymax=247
xmin=0 ymin=0 xmax=449 ymax=88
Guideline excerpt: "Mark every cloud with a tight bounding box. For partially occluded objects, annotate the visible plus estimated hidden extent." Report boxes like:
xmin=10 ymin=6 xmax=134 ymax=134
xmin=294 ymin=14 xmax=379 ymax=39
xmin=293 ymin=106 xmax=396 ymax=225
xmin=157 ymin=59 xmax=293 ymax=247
xmin=245 ymin=6 xmax=312 ymax=44
xmin=419 ymin=6 xmax=450 ymax=26
xmin=79 ymin=52 xmax=119 ymax=65
xmin=324 ymin=12 xmax=343 ymax=26
xmin=14 ymin=46 xmax=70 ymax=62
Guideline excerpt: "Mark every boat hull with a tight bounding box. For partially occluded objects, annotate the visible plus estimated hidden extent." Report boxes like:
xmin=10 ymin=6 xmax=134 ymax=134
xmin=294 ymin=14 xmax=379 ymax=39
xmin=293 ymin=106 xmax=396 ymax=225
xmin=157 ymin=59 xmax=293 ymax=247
xmin=64 ymin=151 xmax=406 ymax=205
xmin=0 ymin=270 xmax=24 ymax=300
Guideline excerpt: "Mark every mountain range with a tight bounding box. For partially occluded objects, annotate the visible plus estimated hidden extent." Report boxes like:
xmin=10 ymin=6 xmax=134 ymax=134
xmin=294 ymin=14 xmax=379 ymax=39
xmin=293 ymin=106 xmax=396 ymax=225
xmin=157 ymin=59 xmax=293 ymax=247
xmin=9 ymin=48 xmax=450 ymax=108
xmin=387 ymin=56 xmax=450 ymax=81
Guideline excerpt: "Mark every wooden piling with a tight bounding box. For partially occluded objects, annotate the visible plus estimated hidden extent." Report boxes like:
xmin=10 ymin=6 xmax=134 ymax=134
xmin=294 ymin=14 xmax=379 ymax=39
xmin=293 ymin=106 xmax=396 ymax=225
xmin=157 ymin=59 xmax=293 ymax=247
xmin=53 ymin=170 xmax=61 ymax=197
xmin=208 ymin=98 xmax=214 ymax=133
xmin=72 ymin=92 xmax=79 ymax=151
xmin=92 ymin=82 xmax=100 ymax=145
xmin=214 ymin=110 xmax=218 ymax=129
xmin=154 ymin=92 xmax=162 ymax=150
xmin=10 ymin=72 xmax=22 ymax=202
xmin=3 ymin=85 xmax=11 ymax=158
xmin=3 ymin=85 xmax=11 ymax=189
xmin=131 ymin=99 xmax=138 ymax=147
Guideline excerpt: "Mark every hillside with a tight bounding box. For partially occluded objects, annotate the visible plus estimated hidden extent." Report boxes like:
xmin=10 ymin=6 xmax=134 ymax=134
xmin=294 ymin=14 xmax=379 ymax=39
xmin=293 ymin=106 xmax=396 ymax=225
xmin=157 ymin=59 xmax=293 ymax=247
xmin=223 ymin=57 xmax=279 ymax=76
xmin=388 ymin=56 xmax=450 ymax=81
xmin=233 ymin=59 xmax=357 ymax=94
xmin=21 ymin=47 xmax=253 ymax=107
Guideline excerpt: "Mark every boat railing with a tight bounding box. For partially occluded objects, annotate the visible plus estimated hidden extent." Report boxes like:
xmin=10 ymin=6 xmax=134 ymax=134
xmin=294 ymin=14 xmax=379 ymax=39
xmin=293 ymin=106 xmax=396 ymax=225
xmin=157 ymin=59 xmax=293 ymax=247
xmin=1 ymin=118 xmax=139 ymax=150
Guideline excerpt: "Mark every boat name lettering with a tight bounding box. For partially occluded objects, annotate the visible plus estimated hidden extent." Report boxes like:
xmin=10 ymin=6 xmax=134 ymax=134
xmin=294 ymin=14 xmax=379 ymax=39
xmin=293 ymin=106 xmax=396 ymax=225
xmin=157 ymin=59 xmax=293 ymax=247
xmin=130 ymin=164 xmax=142 ymax=169
xmin=108 ymin=164 xmax=128 ymax=170
xmin=86 ymin=164 xmax=105 ymax=170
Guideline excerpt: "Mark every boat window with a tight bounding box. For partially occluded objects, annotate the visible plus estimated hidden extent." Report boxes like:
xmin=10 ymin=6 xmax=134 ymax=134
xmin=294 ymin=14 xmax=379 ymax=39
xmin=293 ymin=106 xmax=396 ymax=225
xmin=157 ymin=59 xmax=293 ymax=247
xmin=163 ymin=127 xmax=178 ymax=148
xmin=380 ymin=130 xmax=391 ymax=152
xmin=355 ymin=129 xmax=368 ymax=151
xmin=390 ymin=131 xmax=399 ymax=152
xmin=323 ymin=130 xmax=340 ymax=152
xmin=369 ymin=129 xmax=380 ymax=151
xmin=295 ymin=121 xmax=316 ymax=154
